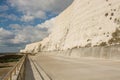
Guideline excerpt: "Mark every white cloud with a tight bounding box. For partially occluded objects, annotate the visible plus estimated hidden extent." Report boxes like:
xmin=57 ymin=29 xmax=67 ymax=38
xmin=7 ymin=17 xmax=55 ymax=45
xmin=7 ymin=14 xmax=19 ymax=21
xmin=0 ymin=5 xmax=8 ymax=11
xmin=0 ymin=17 xmax=55 ymax=52
xmin=8 ymin=0 xmax=73 ymax=22
xmin=0 ymin=28 xmax=14 ymax=40
xmin=0 ymin=13 xmax=18 ymax=21
xmin=12 ymin=26 xmax=48 ymax=44
xmin=21 ymin=15 xmax=34 ymax=22
xmin=0 ymin=27 xmax=15 ymax=48
xmin=36 ymin=18 xmax=55 ymax=33
xmin=2 ymin=17 xmax=55 ymax=46
xmin=0 ymin=25 xmax=48 ymax=52
xmin=0 ymin=0 xmax=73 ymax=52
xmin=9 ymin=24 xmax=22 ymax=30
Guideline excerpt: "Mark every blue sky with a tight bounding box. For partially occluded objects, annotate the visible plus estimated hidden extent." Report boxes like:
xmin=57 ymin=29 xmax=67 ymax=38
xmin=0 ymin=0 xmax=73 ymax=52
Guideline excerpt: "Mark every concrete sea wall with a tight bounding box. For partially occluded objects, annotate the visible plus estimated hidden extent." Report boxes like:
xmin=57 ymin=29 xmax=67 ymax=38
xmin=40 ymin=45 xmax=120 ymax=60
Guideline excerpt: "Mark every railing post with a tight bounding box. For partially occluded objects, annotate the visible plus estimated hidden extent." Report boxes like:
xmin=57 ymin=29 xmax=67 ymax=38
xmin=14 ymin=67 xmax=16 ymax=75
xmin=10 ymin=73 xmax=12 ymax=80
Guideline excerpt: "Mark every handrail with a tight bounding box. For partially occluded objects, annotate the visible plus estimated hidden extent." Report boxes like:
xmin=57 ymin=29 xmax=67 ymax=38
xmin=2 ymin=54 xmax=27 ymax=80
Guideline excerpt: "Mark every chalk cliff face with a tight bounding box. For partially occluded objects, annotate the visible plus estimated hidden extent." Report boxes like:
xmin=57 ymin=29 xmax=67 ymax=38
xmin=21 ymin=0 xmax=120 ymax=53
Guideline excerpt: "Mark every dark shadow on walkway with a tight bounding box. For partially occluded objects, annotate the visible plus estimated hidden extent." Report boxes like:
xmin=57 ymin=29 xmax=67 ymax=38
xmin=25 ymin=57 xmax=35 ymax=80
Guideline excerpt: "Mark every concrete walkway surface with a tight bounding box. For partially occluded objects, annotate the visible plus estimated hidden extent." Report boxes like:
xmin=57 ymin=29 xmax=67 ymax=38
xmin=25 ymin=54 xmax=120 ymax=80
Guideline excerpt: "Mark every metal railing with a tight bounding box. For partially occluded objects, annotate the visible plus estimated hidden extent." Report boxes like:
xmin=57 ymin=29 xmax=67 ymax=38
xmin=2 ymin=55 xmax=27 ymax=80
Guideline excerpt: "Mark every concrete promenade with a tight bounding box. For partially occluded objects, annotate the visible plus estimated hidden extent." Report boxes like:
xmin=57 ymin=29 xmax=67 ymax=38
xmin=26 ymin=54 xmax=120 ymax=80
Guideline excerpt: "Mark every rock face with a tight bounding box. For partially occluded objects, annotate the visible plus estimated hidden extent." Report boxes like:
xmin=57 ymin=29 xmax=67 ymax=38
xmin=20 ymin=42 xmax=41 ymax=53
xmin=21 ymin=0 xmax=120 ymax=53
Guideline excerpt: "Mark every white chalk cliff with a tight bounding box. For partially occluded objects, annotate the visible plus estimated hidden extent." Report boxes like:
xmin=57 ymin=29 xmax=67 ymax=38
xmin=20 ymin=0 xmax=120 ymax=53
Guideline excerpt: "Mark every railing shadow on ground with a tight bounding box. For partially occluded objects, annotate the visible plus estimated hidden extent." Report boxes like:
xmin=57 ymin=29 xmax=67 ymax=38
xmin=25 ymin=56 xmax=35 ymax=80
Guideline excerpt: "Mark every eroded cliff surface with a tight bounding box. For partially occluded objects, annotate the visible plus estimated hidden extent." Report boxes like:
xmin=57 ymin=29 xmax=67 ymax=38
xmin=21 ymin=0 xmax=120 ymax=53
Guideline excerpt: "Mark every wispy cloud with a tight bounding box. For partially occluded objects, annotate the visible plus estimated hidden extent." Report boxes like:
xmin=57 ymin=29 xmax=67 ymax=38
xmin=0 ymin=18 xmax=55 ymax=51
xmin=0 ymin=5 xmax=8 ymax=12
xmin=0 ymin=0 xmax=73 ymax=52
xmin=0 ymin=28 xmax=14 ymax=40
xmin=0 ymin=13 xmax=19 ymax=21
xmin=8 ymin=0 xmax=73 ymax=22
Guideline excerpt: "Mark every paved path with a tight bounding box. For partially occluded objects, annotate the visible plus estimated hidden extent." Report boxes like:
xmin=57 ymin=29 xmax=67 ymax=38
xmin=25 ymin=57 xmax=35 ymax=80
xmin=29 ymin=55 xmax=120 ymax=80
